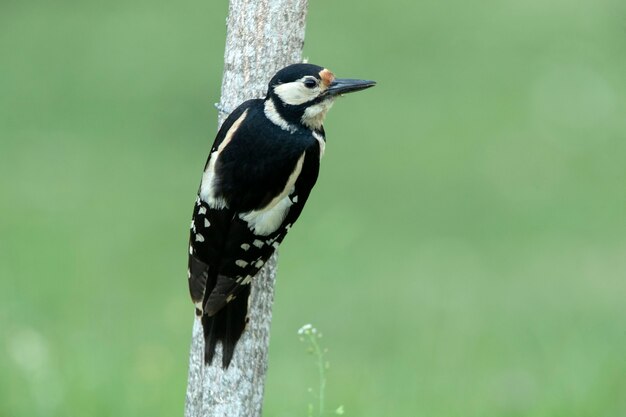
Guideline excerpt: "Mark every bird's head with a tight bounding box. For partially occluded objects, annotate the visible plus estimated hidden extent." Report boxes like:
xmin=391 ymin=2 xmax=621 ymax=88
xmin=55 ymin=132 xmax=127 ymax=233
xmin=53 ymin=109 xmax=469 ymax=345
xmin=265 ymin=63 xmax=375 ymax=131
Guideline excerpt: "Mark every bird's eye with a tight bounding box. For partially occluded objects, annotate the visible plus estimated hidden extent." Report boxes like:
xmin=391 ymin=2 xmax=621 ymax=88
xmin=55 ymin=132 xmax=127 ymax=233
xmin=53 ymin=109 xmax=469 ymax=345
xmin=303 ymin=78 xmax=317 ymax=88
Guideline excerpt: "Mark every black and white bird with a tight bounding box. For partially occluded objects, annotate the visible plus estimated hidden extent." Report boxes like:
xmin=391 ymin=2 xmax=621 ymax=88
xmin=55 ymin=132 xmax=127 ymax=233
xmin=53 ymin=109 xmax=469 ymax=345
xmin=187 ymin=63 xmax=375 ymax=367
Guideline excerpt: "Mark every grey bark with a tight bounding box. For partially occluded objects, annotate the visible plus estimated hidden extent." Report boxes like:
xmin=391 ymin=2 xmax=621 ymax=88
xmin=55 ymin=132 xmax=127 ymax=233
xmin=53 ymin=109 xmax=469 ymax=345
xmin=184 ymin=1 xmax=308 ymax=416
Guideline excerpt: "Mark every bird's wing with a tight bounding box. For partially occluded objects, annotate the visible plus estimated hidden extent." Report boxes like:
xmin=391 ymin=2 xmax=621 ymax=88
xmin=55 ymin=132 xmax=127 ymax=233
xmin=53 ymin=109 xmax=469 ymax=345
xmin=207 ymin=99 xmax=258 ymax=157
xmin=187 ymin=100 xmax=257 ymax=311
xmin=188 ymin=103 xmax=321 ymax=317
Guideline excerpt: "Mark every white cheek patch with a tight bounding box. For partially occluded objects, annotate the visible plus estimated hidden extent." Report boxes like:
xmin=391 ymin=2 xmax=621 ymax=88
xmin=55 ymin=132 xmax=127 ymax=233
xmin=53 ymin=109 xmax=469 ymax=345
xmin=274 ymin=81 xmax=319 ymax=105
xmin=200 ymin=110 xmax=248 ymax=209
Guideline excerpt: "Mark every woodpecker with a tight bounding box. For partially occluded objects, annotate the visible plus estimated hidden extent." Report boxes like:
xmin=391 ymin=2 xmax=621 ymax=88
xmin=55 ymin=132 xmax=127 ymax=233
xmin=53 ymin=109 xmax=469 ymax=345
xmin=187 ymin=63 xmax=375 ymax=367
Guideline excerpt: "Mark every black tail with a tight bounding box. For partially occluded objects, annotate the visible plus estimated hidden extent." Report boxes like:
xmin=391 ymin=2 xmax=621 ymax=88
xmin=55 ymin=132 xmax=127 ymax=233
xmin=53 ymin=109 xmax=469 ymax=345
xmin=200 ymin=285 xmax=250 ymax=368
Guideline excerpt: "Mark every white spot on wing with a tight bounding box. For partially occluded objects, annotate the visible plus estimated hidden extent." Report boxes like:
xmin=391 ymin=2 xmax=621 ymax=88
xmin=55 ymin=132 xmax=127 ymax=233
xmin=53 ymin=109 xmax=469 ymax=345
xmin=189 ymin=245 xmax=193 ymax=255
xmin=255 ymin=259 xmax=264 ymax=268
xmin=240 ymin=197 xmax=293 ymax=236
xmin=240 ymin=243 xmax=250 ymax=251
xmin=292 ymin=195 xmax=298 ymax=203
xmin=226 ymin=294 xmax=235 ymax=303
xmin=252 ymin=239 xmax=264 ymax=248
xmin=198 ymin=207 xmax=207 ymax=215
xmin=190 ymin=220 xmax=195 ymax=232
xmin=204 ymin=218 xmax=210 ymax=228
xmin=195 ymin=234 xmax=204 ymax=242
xmin=241 ymin=276 xmax=252 ymax=285
xmin=235 ymin=259 xmax=248 ymax=268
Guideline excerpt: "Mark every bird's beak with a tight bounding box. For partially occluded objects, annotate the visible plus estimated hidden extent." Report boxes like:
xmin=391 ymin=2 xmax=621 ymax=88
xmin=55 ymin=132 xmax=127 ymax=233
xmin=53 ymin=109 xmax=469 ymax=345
xmin=325 ymin=78 xmax=376 ymax=96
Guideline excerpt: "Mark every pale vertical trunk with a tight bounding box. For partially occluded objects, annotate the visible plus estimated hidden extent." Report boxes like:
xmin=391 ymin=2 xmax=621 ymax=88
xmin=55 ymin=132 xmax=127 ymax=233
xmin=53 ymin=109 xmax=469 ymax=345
xmin=184 ymin=1 xmax=308 ymax=416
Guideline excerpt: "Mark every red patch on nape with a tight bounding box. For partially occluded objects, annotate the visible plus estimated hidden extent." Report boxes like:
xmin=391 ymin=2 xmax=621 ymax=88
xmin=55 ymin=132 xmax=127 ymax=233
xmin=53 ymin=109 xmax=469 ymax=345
xmin=319 ymin=69 xmax=335 ymax=88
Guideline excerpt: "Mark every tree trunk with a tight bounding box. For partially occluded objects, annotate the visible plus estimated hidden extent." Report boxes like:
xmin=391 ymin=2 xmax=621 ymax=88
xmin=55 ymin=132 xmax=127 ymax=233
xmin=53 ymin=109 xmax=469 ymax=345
xmin=184 ymin=1 xmax=308 ymax=416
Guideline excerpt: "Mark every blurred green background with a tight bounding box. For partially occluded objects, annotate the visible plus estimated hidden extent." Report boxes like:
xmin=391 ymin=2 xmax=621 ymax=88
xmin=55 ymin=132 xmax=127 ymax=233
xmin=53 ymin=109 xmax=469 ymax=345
xmin=1 ymin=0 xmax=625 ymax=416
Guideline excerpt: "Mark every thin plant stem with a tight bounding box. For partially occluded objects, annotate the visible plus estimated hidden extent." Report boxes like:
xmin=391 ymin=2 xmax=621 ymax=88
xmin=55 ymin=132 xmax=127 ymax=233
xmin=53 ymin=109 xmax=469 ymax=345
xmin=309 ymin=333 xmax=326 ymax=416
xmin=298 ymin=324 xmax=343 ymax=417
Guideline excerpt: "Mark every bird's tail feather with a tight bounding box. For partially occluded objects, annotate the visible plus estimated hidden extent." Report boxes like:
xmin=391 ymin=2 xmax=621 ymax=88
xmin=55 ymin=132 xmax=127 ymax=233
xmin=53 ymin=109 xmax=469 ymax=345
xmin=200 ymin=285 xmax=250 ymax=368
